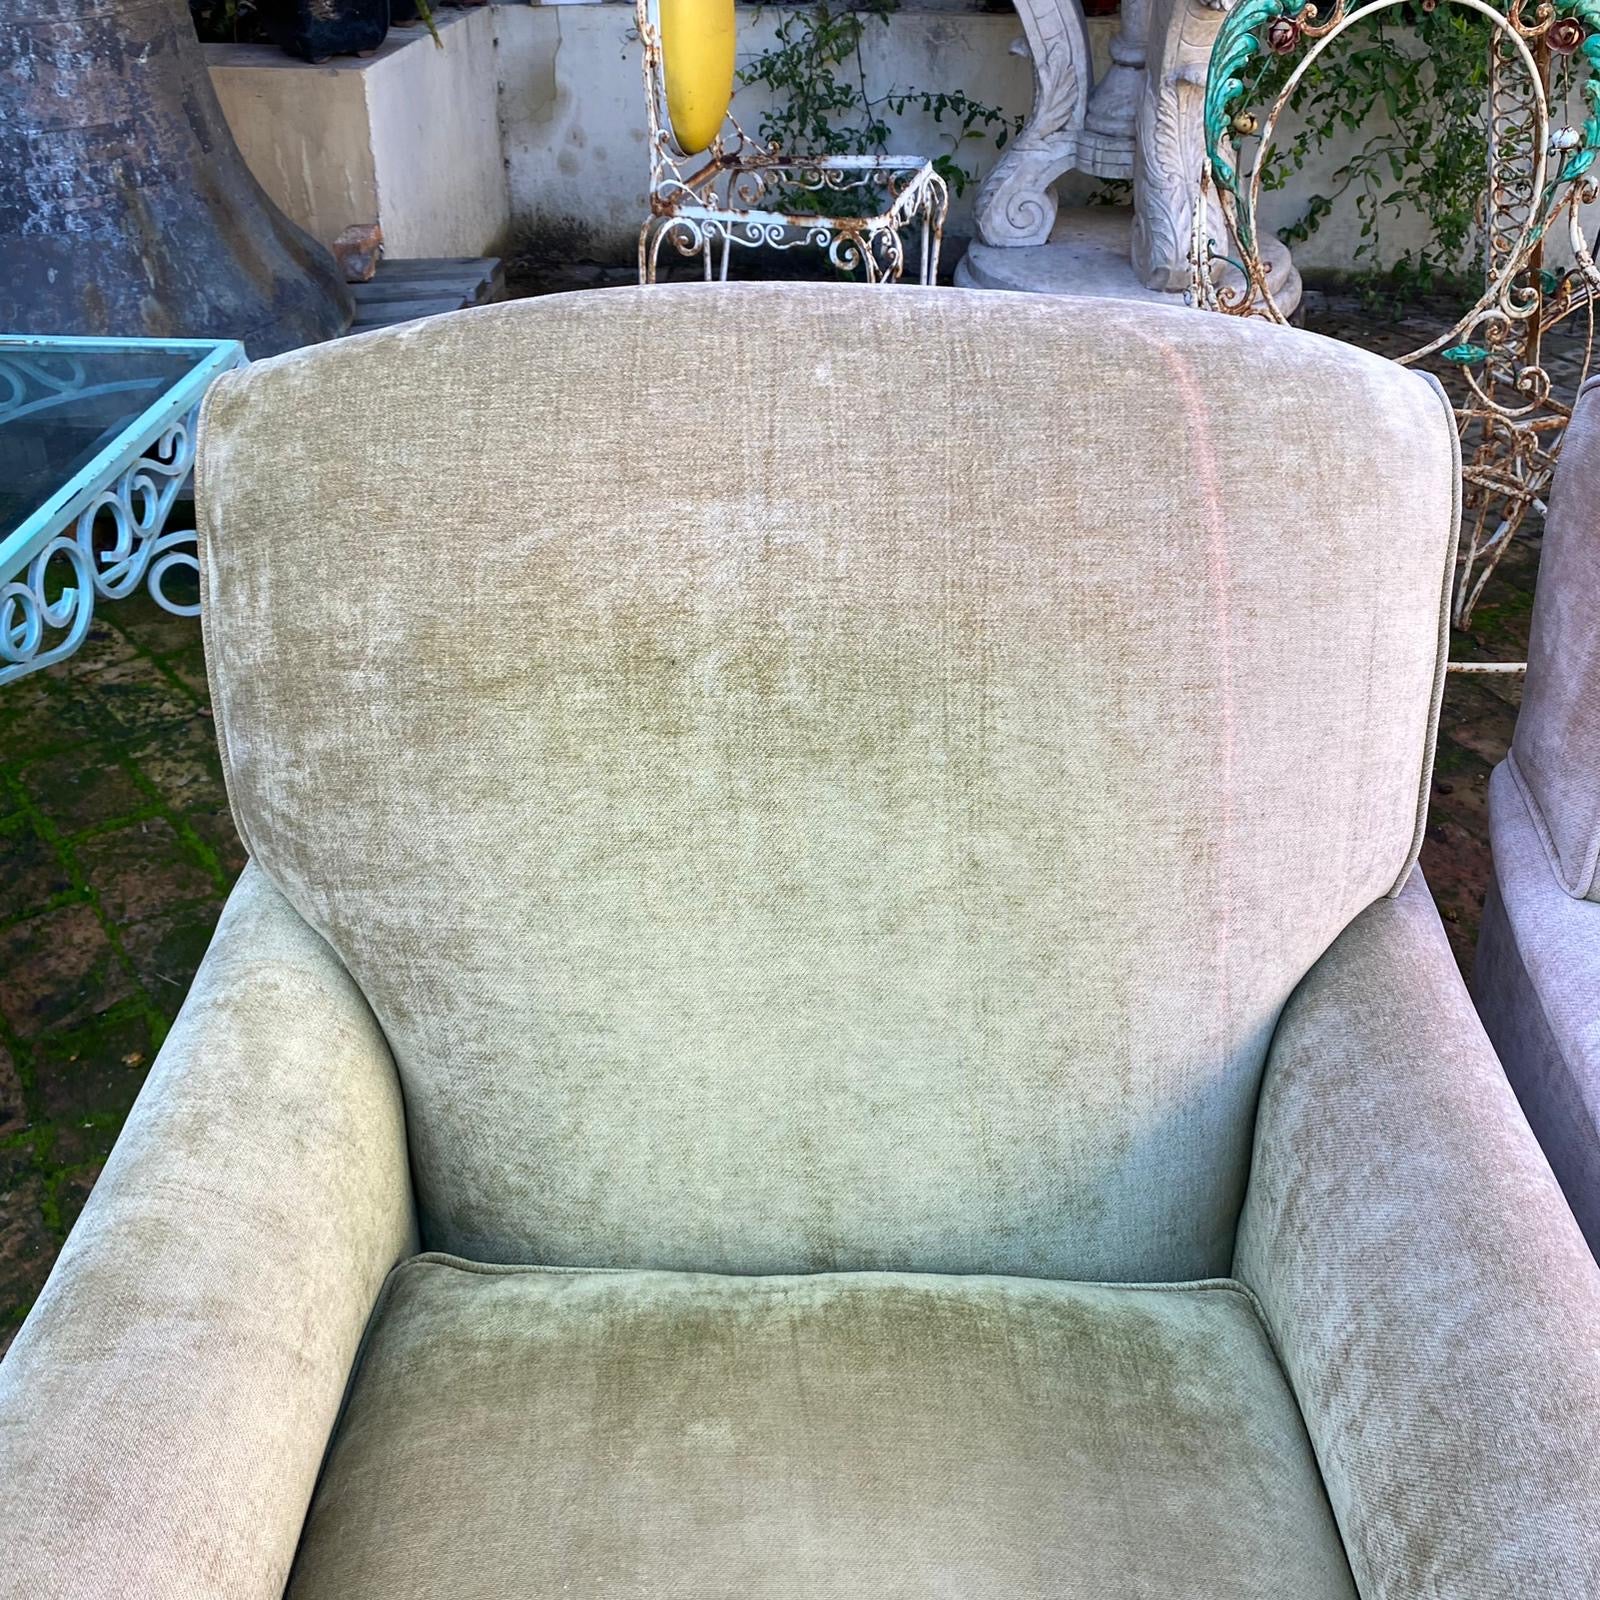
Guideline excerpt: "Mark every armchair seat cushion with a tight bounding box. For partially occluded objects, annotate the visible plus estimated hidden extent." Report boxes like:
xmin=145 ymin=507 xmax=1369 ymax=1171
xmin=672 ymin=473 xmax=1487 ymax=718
xmin=286 ymin=1259 xmax=1356 ymax=1599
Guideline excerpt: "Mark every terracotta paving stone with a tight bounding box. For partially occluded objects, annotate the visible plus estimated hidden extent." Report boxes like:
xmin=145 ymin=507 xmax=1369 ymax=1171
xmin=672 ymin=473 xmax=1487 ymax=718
xmin=47 ymin=1115 xmax=123 ymax=1171
xmin=163 ymin=643 xmax=213 ymax=703
xmin=0 ymin=1043 xmax=25 ymax=1137
xmin=1438 ymin=678 xmax=1522 ymax=770
xmin=93 ymin=656 xmax=198 ymax=741
xmin=19 ymin=748 xmax=153 ymax=837
xmin=0 ymin=817 xmax=75 ymax=922
xmin=53 ymin=616 xmax=140 ymax=681
xmin=0 ymin=904 xmax=137 ymax=1040
xmin=184 ymin=807 xmax=248 ymax=880
xmin=0 ymin=1151 xmax=52 ymax=1355
xmin=114 ymin=602 xmax=205 ymax=660
xmin=127 ymin=717 xmax=226 ymax=812
xmin=75 ymin=818 xmax=218 ymax=925
xmin=121 ymin=907 xmax=226 ymax=1011
xmin=54 ymin=1167 xmax=103 ymax=1237
xmin=0 ymin=675 xmax=101 ymax=760
xmin=31 ymin=1015 xmax=155 ymax=1125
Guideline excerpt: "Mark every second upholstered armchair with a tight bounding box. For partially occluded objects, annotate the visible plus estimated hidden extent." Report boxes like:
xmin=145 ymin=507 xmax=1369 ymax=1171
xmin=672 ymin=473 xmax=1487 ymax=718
xmin=1473 ymin=373 xmax=1600 ymax=1255
xmin=2 ymin=286 xmax=1598 ymax=1599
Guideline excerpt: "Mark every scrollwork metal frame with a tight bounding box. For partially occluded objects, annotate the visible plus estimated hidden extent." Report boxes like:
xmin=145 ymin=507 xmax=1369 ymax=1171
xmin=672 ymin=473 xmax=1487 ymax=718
xmin=1192 ymin=0 xmax=1600 ymax=641
xmin=0 ymin=335 xmax=247 ymax=687
xmin=636 ymin=0 xmax=949 ymax=285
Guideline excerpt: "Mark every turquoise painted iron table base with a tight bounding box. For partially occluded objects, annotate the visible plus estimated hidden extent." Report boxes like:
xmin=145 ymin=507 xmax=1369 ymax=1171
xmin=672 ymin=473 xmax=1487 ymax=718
xmin=0 ymin=335 xmax=247 ymax=687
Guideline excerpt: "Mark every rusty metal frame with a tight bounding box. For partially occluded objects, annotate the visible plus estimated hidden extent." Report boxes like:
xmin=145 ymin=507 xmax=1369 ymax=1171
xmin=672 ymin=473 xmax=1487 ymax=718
xmin=1190 ymin=0 xmax=1600 ymax=660
xmin=636 ymin=0 xmax=949 ymax=285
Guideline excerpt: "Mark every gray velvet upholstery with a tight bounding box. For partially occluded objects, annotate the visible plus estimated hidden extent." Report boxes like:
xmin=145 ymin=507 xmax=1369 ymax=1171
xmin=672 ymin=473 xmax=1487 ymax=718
xmin=1475 ymin=772 xmax=1600 ymax=1249
xmin=1241 ymin=872 xmax=1600 ymax=1599
xmin=1473 ymin=380 xmax=1600 ymax=1254
xmin=1499 ymin=375 xmax=1600 ymax=901
xmin=286 ymin=1262 xmax=1356 ymax=1600
xmin=0 ymin=864 xmax=416 ymax=1599
xmin=4 ymin=286 xmax=1599 ymax=1600
xmin=193 ymin=284 xmax=1457 ymax=1282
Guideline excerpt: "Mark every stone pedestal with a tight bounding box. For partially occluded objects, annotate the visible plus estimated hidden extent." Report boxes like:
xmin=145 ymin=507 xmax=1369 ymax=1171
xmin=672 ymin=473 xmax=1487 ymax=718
xmin=958 ymin=206 xmax=1302 ymax=312
xmin=958 ymin=0 xmax=1301 ymax=315
xmin=0 ymin=0 xmax=350 ymax=357
xmin=207 ymin=9 xmax=510 ymax=260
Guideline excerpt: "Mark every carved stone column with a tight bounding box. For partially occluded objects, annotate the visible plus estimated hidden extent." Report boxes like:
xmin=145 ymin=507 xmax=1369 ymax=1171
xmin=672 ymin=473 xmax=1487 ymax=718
xmin=960 ymin=0 xmax=1299 ymax=313
xmin=1130 ymin=0 xmax=1222 ymax=291
xmin=1131 ymin=0 xmax=1301 ymax=303
xmin=970 ymin=0 xmax=1093 ymax=248
xmin=1085 ymin=0 xmax=1150 ymax=141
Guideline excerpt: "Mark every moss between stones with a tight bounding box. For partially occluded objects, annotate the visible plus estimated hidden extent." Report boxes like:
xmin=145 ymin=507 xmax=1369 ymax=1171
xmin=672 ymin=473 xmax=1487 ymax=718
xmin=0 ymin=585 xmax=242 ymax=1349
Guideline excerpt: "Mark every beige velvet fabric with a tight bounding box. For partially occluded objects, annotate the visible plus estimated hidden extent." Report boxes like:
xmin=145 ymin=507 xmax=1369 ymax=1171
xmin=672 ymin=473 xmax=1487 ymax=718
xmin=0 ymin=864 xmax=416 ymax=1600
xmin=196 ymin=284 xmax=1459 ymax=1281
xmin=285 ymin=1259 xmax=1355 ymax=1600
xmin=1237 ymin=870 xmax=1600 ymax=1599
xmin=1504 ymin=373 xmax=1600 ymax=901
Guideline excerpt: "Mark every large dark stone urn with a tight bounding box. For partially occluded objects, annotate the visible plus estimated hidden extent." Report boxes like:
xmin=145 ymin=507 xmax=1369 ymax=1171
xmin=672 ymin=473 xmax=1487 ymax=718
xmin=0 ymin=0 xmax=352 ymax=357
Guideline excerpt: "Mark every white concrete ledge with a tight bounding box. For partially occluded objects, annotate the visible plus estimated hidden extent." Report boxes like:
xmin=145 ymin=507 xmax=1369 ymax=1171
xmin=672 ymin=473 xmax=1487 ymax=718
xmin=206 ymin=8 xmax=511 ymax=259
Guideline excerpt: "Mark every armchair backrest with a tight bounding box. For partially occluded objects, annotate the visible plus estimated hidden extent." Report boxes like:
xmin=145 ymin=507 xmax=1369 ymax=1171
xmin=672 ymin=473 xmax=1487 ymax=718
xmin=196 ymin=285 xmax=1459 ymax=1282
xmin=1507 ymin=374 xmax=1600 ymax=901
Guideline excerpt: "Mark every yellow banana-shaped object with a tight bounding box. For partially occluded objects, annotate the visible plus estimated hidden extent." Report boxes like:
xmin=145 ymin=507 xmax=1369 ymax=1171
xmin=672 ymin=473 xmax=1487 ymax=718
xmin=659 ymin=0 xmax=736 ymax=155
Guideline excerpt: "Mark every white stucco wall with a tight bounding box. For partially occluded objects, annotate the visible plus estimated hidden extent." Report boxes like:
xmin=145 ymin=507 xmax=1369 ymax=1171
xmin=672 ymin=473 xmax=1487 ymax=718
xmin=493 ymin=2 xmax=1097 ymax=254
xmin=208 ymin=41 xmax=381 ymax=249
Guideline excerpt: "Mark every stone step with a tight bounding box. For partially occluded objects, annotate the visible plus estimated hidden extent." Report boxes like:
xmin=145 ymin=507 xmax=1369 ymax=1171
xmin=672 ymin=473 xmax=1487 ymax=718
xmin=345 ymin=257 xmax=506 ymax=332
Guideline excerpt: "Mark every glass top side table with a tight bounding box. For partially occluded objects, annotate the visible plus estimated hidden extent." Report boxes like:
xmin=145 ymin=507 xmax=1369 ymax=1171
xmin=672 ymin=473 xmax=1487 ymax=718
xmin=0 ymin=335 xmax=247 ymax=686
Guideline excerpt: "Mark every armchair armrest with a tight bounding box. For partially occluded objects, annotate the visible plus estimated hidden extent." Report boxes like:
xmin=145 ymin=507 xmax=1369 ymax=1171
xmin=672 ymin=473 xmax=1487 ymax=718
xmin=1236 ymin=870 xmax=1600 ymax=1598
xmin=0 ymin=863 xmax=416 ymax=1600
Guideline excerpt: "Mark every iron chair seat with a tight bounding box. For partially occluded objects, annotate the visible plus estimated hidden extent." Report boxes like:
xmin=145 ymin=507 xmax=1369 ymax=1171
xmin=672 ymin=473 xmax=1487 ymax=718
xmin=636 ymin=0 xmax=948 ymax=285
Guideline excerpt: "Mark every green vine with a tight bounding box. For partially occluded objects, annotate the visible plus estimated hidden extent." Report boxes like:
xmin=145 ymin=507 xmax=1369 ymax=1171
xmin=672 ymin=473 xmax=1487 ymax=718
xmin=1254 ymin=4 xmax=1494 ymax=293
xmin=738 ymin=0 xmax=1020 ymax=208
xmin=1526 ymin=0 xmax=1600 ymax=242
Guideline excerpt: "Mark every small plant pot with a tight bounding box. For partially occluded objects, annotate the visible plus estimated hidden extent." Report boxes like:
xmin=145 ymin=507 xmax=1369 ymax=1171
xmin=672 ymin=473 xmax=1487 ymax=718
xmin=262 ymin=0 xmax=390 ymax=61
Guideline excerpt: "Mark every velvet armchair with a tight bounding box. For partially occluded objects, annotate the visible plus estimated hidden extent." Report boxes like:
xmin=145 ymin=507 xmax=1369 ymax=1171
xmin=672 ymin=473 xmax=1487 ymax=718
xmin=3 ymin=286 xmax=1597 ymax=1599
xmin=1472 ymin=373 xmax=1600 ymax=1256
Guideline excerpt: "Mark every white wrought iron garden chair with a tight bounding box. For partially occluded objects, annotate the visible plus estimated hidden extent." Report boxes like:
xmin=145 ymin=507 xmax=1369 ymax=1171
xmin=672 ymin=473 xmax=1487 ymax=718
xmin=636 ymin=0 xmax=949 ymax=285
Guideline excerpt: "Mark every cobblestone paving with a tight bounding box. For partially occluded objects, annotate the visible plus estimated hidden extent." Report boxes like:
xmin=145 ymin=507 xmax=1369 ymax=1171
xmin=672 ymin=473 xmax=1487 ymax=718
xmin=0 ymin=583 xmax=245 ymax=1357
xmin=0 ymin=289 xmax=1544 ymax=1357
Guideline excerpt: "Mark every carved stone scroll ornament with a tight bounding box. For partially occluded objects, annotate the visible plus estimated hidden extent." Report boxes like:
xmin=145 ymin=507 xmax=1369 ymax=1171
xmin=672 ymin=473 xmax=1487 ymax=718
xmin=1132 ymin=0 xmax=1233 ymax=291
xmin=972 ymin=0 xmax=1095 ymax=246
